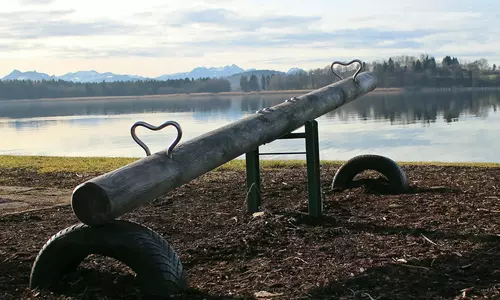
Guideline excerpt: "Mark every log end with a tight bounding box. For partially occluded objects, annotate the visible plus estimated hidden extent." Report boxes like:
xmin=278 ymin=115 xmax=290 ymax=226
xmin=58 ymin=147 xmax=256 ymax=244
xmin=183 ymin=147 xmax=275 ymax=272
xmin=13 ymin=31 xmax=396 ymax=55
xmin=71 ymin=182 xmax=112 ymax=226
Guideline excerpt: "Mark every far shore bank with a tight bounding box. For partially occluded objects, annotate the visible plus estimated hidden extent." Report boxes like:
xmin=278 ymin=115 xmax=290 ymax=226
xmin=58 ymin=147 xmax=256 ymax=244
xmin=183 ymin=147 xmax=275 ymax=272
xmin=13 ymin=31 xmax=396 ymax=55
xmin=2 ymin=88 xmax=403 ymax=102
xmin=3 ymin=86 xmax=500 ymax=103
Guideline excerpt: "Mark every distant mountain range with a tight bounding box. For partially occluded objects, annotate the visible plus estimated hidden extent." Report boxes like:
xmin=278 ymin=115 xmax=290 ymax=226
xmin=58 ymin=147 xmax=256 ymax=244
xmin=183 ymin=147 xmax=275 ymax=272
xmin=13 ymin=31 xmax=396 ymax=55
xmin=1 ymin=69 xmax=148 ymax=83
xmin=3 ymin=70 xmax=55 ymax=81
xmin=1 ymin=65 xmax=306 ymax=84
xmin=155 ymin=64 xmax=246 ymax=80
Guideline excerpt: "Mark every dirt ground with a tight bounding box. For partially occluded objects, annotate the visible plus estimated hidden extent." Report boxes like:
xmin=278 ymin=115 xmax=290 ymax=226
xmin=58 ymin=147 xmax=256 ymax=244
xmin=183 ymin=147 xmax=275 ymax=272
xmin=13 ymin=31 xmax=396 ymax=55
xmin=0 ymin=164 xmax=499 ymax=299
xmin=0 ymin=185 xmax=71 ymax=215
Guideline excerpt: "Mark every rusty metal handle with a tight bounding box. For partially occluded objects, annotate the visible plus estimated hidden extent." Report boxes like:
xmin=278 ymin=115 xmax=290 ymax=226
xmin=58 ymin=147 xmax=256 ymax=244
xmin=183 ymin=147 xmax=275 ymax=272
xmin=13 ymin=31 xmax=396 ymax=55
xmin=330 ymin=59 xmax=363 ymax=82
xmin=130 ymin=120 xmax=183 ymax=158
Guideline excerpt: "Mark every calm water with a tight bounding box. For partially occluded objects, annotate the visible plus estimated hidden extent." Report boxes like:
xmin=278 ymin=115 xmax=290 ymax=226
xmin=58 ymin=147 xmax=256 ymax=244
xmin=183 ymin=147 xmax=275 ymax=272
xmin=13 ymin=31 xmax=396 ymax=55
xmin=1 ymin=91 xmax=499 ymax=163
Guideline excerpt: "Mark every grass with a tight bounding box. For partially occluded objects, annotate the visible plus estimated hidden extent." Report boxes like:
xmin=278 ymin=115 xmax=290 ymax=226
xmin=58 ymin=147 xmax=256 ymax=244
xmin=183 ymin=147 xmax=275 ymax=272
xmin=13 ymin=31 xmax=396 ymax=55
xmin=0 ymin=155 xmax=499 ymax=174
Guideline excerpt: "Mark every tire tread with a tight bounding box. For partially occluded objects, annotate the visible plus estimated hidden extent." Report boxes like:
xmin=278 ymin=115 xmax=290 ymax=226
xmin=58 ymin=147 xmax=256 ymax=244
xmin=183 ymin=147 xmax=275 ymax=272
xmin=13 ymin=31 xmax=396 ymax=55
xmin=29 ymin=220 xmax=187 ymax=296
xmin=331 ymin=154 xmax=409 ymax=193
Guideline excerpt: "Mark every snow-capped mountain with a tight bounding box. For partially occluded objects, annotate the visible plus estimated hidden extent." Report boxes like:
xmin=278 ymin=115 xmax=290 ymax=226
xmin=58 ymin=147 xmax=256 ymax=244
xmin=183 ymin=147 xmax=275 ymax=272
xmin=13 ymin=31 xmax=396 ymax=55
xmin=286 ymin=68 xmax=306 ymax=75
xmin=57 ymin=70 xmax=148 ymax=82
xmin=155 ymin=64 xmax=246 ymax=80
xmin=2 ymin=70 xmax=55 ymax=81
xmin=1 ymin=70 xmax=149 ymax=83
xmin=1 ymin=64 xmax=282 ymax=83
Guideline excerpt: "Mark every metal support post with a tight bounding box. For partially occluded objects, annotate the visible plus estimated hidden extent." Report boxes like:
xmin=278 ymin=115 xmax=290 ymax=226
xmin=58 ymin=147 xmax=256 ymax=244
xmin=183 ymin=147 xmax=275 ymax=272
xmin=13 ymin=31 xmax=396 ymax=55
xmin=305 ymin=120 xmax=322 ymax=217
xmin=245 ymin=148 xmax=261 ymax=213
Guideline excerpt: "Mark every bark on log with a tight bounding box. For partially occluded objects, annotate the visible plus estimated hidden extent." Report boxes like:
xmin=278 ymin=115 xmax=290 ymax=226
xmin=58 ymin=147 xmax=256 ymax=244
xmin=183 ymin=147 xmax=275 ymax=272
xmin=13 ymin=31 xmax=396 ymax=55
xmin=72 ymin=72 xmax=378 ymax=225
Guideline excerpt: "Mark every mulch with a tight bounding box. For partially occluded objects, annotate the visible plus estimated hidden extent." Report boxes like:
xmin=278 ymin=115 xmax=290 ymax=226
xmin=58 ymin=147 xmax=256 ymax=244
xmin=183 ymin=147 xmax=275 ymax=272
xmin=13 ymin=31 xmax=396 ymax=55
xmin=0 ymin=164 xmax=499 ymax=299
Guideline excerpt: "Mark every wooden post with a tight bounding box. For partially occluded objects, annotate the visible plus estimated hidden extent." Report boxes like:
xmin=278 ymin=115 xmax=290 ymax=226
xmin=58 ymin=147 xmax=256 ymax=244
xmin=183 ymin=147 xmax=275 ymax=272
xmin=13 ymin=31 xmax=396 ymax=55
xmin=71 ymin=72 xmax=378 ymax=226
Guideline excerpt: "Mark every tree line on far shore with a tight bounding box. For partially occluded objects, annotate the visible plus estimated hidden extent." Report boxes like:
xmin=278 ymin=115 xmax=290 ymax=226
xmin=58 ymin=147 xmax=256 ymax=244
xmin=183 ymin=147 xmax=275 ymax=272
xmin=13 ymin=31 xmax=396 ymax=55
xmin=240 ymin=55 xmax=500 ymax=91
xmin=0 ymin=77 xmax=231 ymax=100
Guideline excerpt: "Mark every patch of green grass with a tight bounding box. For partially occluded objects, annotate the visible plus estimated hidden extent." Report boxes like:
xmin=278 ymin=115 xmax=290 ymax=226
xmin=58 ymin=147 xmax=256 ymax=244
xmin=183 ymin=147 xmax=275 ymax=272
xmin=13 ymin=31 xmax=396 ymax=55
xmin=0 ymin=155 xmax=138 ymax=173
xmin=214 ymin=159 xmax=342 ymax=170
xmin=0 ymin=155 xmax=498 ymax=174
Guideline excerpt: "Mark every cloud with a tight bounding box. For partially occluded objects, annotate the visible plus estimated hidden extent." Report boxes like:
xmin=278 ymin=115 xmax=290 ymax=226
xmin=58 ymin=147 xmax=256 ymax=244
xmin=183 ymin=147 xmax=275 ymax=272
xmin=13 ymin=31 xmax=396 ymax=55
xmin=0 ymin=0 xmax=499 ymax=76
xmin=0 ymin=42 xmax=44 ymax=51
xmin=18 ymin=0 xmax=57 ymax=4
xmin=0 ymin=9 xmax=139 ymax=39
xmin=0 ymin=44 xmax=21 ymax=51
xmin=245 ymin=56 xmax=336 ymax=67
xmin=42 ymin=44 xmax=202 ymax=59
xmin=0 ymin=9 xmax=74 ymax=19
xmin=183 ymin=28 xmax=432 ymax=51
xmin=375 ymin=41 xmax=424 ymax=49
xmin=0 ymin=6 xmax=432 ymax=58
xmin=7 ymin=21 xmax=136 ymax=39
xmin=168 ymin=8 xmax=322 ymax=31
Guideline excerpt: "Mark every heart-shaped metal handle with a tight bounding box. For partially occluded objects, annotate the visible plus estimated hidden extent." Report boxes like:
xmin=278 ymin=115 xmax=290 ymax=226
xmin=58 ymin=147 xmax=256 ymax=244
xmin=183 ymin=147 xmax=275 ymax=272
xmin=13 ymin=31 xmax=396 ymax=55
xmin=330 ymin=59 xmax=363 ymax=82
xmin=130 ymin=120 xmax=183 ymax=158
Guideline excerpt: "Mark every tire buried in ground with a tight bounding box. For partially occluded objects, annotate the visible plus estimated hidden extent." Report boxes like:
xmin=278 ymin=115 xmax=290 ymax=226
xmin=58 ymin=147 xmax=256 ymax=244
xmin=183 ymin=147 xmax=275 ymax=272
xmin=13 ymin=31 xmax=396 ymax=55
xmin=29 ymin=220 xmax=187 ymax=297
xmin=331 ymin=154 xmax=409 ymax=194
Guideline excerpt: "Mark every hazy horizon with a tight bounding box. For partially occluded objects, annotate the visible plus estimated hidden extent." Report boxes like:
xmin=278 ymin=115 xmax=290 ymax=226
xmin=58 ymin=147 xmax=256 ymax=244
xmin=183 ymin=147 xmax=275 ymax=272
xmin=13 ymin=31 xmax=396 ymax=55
xmin=0 ymin=54 xmax=489 ymax=79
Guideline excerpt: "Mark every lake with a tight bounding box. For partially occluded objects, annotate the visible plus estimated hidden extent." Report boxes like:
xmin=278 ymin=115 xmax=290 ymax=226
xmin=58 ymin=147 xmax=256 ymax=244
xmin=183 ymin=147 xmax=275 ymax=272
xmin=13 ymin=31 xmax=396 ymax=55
xmin=1 ymin=90 xmax=499 ymax=163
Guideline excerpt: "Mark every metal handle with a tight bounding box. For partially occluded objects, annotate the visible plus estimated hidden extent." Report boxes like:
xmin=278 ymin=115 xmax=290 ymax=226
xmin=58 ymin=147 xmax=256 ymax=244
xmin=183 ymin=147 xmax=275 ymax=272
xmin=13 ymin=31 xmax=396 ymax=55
xmin=330 ymin=59 xmax=363 ymax=82
xmin=130 ymin=120 xmax=183 ymax=158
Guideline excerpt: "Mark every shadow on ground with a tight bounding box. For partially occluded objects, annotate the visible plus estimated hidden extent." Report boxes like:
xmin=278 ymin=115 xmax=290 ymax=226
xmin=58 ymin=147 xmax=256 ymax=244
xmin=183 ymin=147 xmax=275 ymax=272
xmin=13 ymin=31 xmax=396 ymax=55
xmin=326 ymin=177 xmax=463 ymax=196
xmin=30 ymin=268 xmax=252 ymax=300
xmin=305 ymin=222 xmax=500 ymax=299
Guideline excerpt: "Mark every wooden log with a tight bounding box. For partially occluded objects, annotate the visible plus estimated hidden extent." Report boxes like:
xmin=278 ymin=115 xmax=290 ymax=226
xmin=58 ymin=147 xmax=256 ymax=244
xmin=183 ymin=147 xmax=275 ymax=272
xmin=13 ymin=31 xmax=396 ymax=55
xmin=71 ymin=71 xmax=377 ymax=225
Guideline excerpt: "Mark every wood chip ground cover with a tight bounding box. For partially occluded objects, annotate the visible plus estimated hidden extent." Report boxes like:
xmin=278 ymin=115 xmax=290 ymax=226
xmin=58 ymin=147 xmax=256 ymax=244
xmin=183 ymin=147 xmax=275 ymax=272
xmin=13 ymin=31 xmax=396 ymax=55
xmin=0 ymin=164 xmax=499 ymax=299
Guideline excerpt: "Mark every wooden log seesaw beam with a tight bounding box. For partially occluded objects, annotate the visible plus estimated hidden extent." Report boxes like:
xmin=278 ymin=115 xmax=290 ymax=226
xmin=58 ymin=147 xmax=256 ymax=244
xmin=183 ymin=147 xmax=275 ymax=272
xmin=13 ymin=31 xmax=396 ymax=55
xmin=71 ymin=67 xmax=378 ymax=226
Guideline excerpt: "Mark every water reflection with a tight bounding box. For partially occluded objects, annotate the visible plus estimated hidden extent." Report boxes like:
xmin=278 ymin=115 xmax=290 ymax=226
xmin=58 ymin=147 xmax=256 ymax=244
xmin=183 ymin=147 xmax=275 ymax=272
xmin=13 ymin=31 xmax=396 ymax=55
xmin=0 ymin=91 xmax=499 ymax=162
xmin=5 ymin=119 xmax=60 ymax=131
xmin=2 ymin=91 xmax=498 ymax=125
xmin=0 ymin=97 xmax=235 ymax=119
xmin=329 ymin=91 xmax=499 ymax=125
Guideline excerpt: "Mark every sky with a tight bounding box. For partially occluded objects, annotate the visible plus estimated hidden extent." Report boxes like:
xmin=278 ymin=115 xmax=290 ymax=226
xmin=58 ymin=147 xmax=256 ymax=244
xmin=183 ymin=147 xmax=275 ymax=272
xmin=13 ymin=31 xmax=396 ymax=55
xmin=0 ymin=0 xmax=498 ymax=77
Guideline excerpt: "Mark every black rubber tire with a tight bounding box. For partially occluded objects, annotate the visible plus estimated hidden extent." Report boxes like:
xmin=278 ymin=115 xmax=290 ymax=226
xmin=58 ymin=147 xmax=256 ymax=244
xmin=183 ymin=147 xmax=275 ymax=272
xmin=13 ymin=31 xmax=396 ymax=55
xmin=331 ymin=154 xmax=409 ymax=193
xmin=29 ymin=220 xmax=187 ymax=297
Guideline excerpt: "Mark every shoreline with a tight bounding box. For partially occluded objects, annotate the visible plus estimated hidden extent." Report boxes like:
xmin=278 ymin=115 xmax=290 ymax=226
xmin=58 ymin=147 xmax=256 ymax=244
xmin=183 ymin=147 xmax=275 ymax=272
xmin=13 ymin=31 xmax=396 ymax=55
xmin=0 ymin=88 xmax=403 ymax=102
xmin=2 ymin=87 xmax=499 ymax=103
